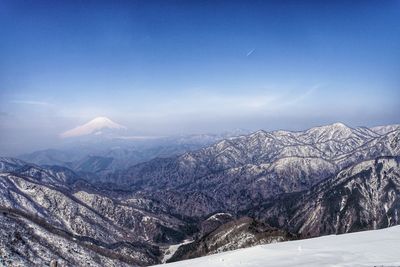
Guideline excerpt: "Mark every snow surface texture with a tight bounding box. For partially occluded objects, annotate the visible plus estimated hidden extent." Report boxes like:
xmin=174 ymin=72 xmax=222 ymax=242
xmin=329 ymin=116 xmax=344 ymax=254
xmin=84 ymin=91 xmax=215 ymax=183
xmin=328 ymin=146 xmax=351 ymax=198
xmin=160 ymin=226 xmax=400 ymax=267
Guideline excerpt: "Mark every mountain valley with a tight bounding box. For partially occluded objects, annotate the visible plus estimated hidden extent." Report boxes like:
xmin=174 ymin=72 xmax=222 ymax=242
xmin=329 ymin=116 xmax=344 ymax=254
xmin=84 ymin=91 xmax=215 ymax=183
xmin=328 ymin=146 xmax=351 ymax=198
xmin=1 ymin=123 xmax=399 ymax=266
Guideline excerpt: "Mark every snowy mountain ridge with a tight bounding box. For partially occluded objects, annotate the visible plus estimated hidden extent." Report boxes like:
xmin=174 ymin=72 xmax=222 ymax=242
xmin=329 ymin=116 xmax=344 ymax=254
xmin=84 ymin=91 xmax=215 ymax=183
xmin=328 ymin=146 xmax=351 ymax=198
xmin=1 ymin=122 xmax=400 ymax=266
xmin=109 ymin=123 xmax=400 ymax=218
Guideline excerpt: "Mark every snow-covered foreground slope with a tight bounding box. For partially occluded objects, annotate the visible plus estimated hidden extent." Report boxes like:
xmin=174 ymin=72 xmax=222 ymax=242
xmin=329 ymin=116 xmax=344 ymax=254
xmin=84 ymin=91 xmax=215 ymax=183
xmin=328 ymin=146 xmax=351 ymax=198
xmin=160 ymin=226 xmax=400 ymax=267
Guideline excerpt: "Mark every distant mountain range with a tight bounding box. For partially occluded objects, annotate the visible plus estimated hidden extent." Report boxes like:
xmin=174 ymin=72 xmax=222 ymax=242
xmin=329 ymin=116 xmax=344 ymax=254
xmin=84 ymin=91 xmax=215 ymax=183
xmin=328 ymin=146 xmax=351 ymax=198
xmin=108 ymin=123 xmax=400 ymax=217
xmin=19 ymin=129 xmax=250 ymax=179
xmin=0 ymin=123 xmax=399 ymax=266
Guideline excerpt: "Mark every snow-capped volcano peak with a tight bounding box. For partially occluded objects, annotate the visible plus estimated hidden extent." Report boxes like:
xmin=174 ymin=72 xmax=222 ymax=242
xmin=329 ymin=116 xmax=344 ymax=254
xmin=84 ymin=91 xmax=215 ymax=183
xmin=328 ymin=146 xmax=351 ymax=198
xmin=60 ymin=117 xmax=126 ymax=138
xmin=88 ymin=116 xmax=122 ymax=127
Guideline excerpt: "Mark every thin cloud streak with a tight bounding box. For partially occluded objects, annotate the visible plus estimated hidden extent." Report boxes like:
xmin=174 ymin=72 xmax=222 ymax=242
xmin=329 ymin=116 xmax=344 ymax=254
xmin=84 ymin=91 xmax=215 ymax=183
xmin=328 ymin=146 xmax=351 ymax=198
xmin=10 ymin=100 xmax=53 ymax=106
xmin=282 ymin=84 xmax=322 ymax=107
xmin=115 ymin=135 xmax=166 ymax=140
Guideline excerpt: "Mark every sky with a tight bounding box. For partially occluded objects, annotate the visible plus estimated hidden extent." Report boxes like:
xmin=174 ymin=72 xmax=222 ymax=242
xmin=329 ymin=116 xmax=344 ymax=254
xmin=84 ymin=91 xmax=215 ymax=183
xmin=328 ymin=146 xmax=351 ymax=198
xmin=0 ymin=0 xmax=400 ymax=155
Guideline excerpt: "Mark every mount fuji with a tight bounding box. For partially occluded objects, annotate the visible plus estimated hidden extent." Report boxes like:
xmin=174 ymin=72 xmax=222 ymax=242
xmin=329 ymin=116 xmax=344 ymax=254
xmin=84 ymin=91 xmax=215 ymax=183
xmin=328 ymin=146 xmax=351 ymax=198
xmin=60 ymin=117 xmax=127 ymax=138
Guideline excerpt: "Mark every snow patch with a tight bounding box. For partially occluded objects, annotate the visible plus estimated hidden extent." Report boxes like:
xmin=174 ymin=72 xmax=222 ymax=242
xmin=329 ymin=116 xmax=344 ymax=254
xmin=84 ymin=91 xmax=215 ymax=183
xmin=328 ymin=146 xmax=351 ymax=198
xmin=160 ymin=226 xmax=400 ymax=267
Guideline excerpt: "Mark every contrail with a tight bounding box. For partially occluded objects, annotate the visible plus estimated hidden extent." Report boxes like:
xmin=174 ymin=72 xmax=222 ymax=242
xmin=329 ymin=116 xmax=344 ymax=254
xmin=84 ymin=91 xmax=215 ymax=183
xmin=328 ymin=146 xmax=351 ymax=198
xmin=246 ymin=49 xmax=255 ymax=57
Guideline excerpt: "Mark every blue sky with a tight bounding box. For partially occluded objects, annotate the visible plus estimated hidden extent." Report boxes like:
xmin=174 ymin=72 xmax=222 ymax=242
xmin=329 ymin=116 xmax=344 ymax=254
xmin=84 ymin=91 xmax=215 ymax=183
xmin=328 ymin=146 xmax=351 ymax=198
xmin=0 ymin=1 xmax=399 ymax=154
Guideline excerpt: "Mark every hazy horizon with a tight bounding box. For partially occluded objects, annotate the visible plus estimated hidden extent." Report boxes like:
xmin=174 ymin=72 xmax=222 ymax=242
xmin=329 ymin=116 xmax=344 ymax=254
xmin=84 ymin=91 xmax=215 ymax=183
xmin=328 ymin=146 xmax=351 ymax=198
xmin=1 ymin=118 xmax=398 ymax=157
xmin=1 ymin=1 xmax=399 ymax=155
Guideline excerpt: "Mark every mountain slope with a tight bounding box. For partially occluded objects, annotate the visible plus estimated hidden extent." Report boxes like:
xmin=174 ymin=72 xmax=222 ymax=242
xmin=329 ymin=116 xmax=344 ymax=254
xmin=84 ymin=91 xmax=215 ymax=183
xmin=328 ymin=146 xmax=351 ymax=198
xmin=110 ymin=124 xmax=400 ymax=217
xmin=164 ymin=156 xmax=400 ymax=262
xmin=167 ymin=216 xmax=294 ymax=263
xmin=253 ymin=156 xmax=400 ymax=237
xmin=0 ymin=210 xmax=133 ymax=267
xmin=0 ymin=159 xmax=196 ymax=266
xmin=18 ymin=133 xmax=242 ymax=178
xmin=159 ymin=225 xmax=400 ymax=267
xmin=2 ymin=123 xmax=400 ymax=266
